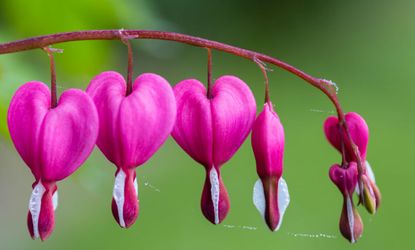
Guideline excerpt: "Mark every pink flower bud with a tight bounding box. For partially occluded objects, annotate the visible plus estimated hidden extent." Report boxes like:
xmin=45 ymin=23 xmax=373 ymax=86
xmin=251 ymin=102 xmax=289 ymax=231
xmin=329 ymin=163 xmax=363 ymax=243
xmin=87 ymin=72 xmax=176 ymax=228
xmin=8 ymin=82 xmax=98 ymax=240
xmin=171 ymin=76 xmax=256 ymax=224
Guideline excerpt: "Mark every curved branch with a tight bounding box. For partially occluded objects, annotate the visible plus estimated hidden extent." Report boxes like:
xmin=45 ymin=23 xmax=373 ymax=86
xmin=0 ymin=29 xmax=343 ymax=115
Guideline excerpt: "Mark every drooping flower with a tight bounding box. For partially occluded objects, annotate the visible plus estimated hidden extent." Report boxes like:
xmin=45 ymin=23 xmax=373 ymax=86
xmin=86 ymin=71 xmax=176 ymax=228
xmin=324 ymin=112 xmax=381 ymax=214
xmin=7 ymin=82 xmax=98 ymax=240
xmin=171 ymin=76 xmax=256 ymax=224
xmin=251 ymin=102 xmax=290 ymax=231
xmin=329 ymin=162 xmax=363 ymax=243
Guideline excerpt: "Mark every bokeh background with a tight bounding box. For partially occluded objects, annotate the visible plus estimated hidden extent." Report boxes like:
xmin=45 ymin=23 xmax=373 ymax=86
xmin=0 ymin=0 xmax=413 ymax=249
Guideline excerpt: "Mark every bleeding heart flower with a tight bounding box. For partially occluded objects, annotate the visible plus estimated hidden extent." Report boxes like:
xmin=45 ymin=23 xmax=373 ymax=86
xmin=329 ymin=162 xmax=363 ymax=243
xmin=251 ymin=102 xmax=290 ymax=231
xmin=324 ymin=112 xmax=381 ymax=214
xmin=7 ymin=81 xmax=98 ymax=240
xmin=171 ymin=76 xmax=256 ymax=224
xmin=86 ymin=71 xmax=176 ymax=228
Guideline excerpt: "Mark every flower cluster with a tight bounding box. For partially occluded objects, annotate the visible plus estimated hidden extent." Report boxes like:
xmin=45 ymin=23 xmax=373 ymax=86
xmin=7 ymin=69 xmax=380 ymax=242
xmin=324 ymin=112 xmax=381 ymax=242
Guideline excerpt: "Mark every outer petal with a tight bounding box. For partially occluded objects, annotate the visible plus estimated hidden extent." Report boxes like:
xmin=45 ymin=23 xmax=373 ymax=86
xmin=324 ymin=112 xmax=369 ymax=161
xmin=344 ymin=113 xmax=369 ymax=160
xmin=87 ymin=71 xmax=176 ymax=169
xmin=171 ymin=79 xmax=213 ymax=167
xmin=86 ymin=71 xmax=126 ymax=167
xmin=251 ymin=102 xmax=284 ymax=178
xmin=172 ymin=76 xmax=256 ymax=168
xmin=8 ymin=82 xmax=98 ymax=181
xmin=39 ymin=89 xmax=99 ymax=181
xmin=329 ymin=163 xmax=358 ymax=195
xmin=119 ymin=73 xmax=177 ymax=167
xmin=7 ymin=82 xmax=50 ymax=179
xmin=211 ymin=76 xmax=257 ymax=167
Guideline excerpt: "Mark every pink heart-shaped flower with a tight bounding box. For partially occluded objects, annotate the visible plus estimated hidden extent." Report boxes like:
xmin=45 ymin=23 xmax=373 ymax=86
xmin=324 ymin=112 xmax=369 ymax=161
xmin=171 ymin=75 xmax=256 ymax=224
xmin=86 ymin=71 xmax=176 ymax=228
xmin=8 ymin=81 xmax=98 ymax=240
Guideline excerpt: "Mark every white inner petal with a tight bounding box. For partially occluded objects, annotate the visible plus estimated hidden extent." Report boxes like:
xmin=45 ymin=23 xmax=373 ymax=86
xmin=346 ymin=196 xmax=355 ymax=243
xmin=113 ymin=169 xmax=126 ymax=228
xmin=28 ymin=181 xmax=46 ymax=239
xmin=365 ymin=160 xmax=376 ymax=182
xmin=134 ymin=177 xmax=138 ymax=196
xmin=209 ymin=168 xmax=220 ymax=224
xmin=276 ymin=177 xmax=290 ymax=231
xmin=252 ymin=178 xmax=290 ymax=231
xmin=52 ymin=191 xmax=58 ymax=211
xmin=253 ymin=179 xmax=266 ymax=217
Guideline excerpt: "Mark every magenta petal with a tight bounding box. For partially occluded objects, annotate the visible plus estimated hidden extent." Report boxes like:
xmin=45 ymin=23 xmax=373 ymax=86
xmin=171 ymin=79 xmax=213 ymax=166
xmin=329 ymin=162 xmax=358 ymax=196
xmin=324 ymin=112 xmax=369 ymax=161
xmin=210 ymin=76 xmax=257 ymax=166
xmin=86 ymin=71 xmax=176 ymax=168
xmin=39 ymin=90 xmax=99 ymax=181
xmin=7 ymin=82 xmax=50 ymax=179
xmin=172 ymin=75 xmax=256 ymax=224
xmin=8 ymin=82 xmax=99 ymax=181
xmin=172 ymin=75 xmax=256 ymax=168
xmin=251 ymin=102 xmax=284 ymax=179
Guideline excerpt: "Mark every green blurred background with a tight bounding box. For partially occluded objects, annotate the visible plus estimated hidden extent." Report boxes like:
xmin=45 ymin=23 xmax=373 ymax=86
xmin=0 ymin=0 xmax=412 ymax=249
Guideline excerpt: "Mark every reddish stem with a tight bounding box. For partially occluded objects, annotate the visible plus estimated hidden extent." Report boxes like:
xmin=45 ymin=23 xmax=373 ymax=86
xmin=42 ymin=47 xmax=57 ymax=108
xmin=206 ymin=48 xmax=213 ymax=98
xmin=119 ymin=31 xmax=135 ymax=96
xmin=254 ymin=58 xmax=270 ymax=104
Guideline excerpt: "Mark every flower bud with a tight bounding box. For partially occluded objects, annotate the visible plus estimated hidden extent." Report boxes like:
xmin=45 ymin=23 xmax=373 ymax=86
xmin=329 ymin=163 xmax=363 ymax=243
xmin=356 ymin=161 xmax=381 ymax=214
xmin=251 ymin=102 xmax=290 ymax=231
